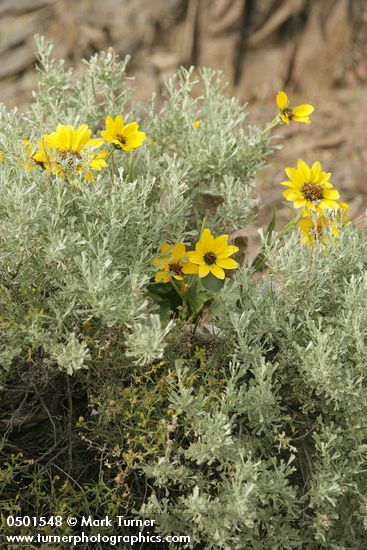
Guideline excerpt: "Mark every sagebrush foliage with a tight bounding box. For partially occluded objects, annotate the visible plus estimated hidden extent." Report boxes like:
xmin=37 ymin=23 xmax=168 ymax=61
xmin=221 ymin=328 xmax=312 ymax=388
xmin=143 ymin=227 xmax=367 ymax=549
xmin=0 ymin=38 xmax=366 ymax=550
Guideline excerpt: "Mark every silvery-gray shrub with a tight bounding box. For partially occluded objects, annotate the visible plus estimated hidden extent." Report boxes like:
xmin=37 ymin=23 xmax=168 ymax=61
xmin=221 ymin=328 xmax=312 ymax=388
xmin=1 ymin=37 xmax=366 ymax=550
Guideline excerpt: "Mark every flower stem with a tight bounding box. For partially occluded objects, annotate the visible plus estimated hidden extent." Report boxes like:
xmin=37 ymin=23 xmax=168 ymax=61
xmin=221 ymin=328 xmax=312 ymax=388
xmin=105 ymin=148 xmax=114 ymax=162
xmin=171 ymin=279 xmax=184 ymax=299
xmin=277 ymin=212 xmax=303 ymax=240
xmin=200 ymin=216 xmax=207 ymax=236
xmin=129 ymin=153 xmax=135 ymax=182
xmin=111 ymin=150 xmax=115 ymax=178
xmin=260 ymin=115 xmax=282 ymax=137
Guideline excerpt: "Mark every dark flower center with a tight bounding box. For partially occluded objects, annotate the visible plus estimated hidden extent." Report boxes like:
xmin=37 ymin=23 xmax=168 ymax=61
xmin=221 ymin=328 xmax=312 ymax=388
xmin=316 ymin=224 xmax=324 ymax=238
xmin=59 ymin=149 xmax=82 ymax=166
xmin=301 ymin=182 xmax=324 ymax=202
xmin=169 ymin=263 xmax=182 ymax=275
xmin=31 ymin=154 xmax=45 ymax=167
xmin=283 ymin=107 xmax=294 ymax=119
xmin=116 ymin=134 xmax=127 ymax=145
xmin=204 ymin=252 xmax=217 ymax=265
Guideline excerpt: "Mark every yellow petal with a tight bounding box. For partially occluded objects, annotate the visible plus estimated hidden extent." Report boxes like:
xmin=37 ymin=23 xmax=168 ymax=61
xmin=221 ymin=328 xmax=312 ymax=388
xmin=56 ymin=125 xmax=70 ymax=149
xmin=74 ymin=124 xmax=91 ymax=149
xmin=293 ymin=104 xmax=314 ymax=117
xmin=114 ymin=115 xmax=124 ymax=134
xmin=182 ymin=262 xmax=199 ymax=275
xmin=294 ymin=199 xmax=307 ymax=209
xmin=276 ymin=91 xmax=288 ymax=110
xmin=187 ymin=252 xmax=204 ymax=265
xmin=123 ymin=122 xmax=139 ymax=136
xmin=320 ymin=199 xmax=338 ymax=209
xmin=125 ymin=132 xmax=145 ymax=149
xmin=310 ymin=161 xmax=322 ymax=182
xmin=197 ymin=228 xmax=214 ymax=254
xmin=210 ymin=264 xmax=225 ymax=280
xmin=106 ymin=116 xmax=115 ymax=133
xmin=283 ymin=189 xmax=299 ymax=200
xmin=280 ymin=114 xmax=290 ymax=125
xmin=101 ymin=130 xmax=114 ymax=144
xmin=299 ymin=218 xmax=312 ymax=233
xmin=337 ymin=201 xmax=349 ymax=211
xmin=160 ymin=243 xmax=171 ymax=254
xmin=293 ymin=116 xmax=311 ymax=125
xmin=213 ymin=234 xmax=229 ymax=254
xmin=216 ymin=245 xmax=239 ymax=259
xmin=285 ymin=167 xmax=304 ymax=185
xmin=155 ymin=272 xmax=171 ymax=283
xmin=323 ymin=189 xmax=340 ymax=200
xmin=297 ymin=159 xmax=311 ymax=182
xmin=89 ymin=157 xmax=108 ymax=170
xmin=216 ymin=257 xmax=238 ymax=269
xmin=198 ymin=264 xmax=210 ymax=278
xmin=89 ymin=137 xmax=104 ymax=149
xmin=172 ymin=242 xmax=186 ymax=260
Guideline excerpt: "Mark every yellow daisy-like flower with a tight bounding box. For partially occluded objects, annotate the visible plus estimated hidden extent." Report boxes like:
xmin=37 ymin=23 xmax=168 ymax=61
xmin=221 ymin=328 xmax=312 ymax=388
xmin=153 ymin=242 xmax=198 ymax=283
xmin=276 ymin=91 xmax=314 ymax=125
xmin=33 ymin=124 xmax=108 ymax=178
xmin=281 ymin=159 xmax=340 ymax=214
xmin=0 ymin=150 xmax=3 ymax=161
xmin=192 ymin=119 xmax=201 ymax=129
xmin=187 ymin=229 xmax=239 ymax=280
xmin=299 ymin=214 xmax=340 ymax=246
xmin=101 ymin=115 xmax=145 ymax=151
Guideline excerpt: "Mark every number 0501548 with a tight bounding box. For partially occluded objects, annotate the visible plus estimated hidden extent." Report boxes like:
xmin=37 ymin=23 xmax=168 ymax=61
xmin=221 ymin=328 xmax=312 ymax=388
xmin=6 ymin=516 xmax=63 ymax=527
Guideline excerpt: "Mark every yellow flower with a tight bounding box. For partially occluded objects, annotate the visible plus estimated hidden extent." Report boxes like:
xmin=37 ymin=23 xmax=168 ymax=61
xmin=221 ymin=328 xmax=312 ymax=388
xmin=33 ymin=124 xmax=107 ymax=178
xmin=153 ymin=242 xmax=198 ymax=283
xmin=299 ymin=213 xmax=340 ymax=246
xmin=187 ymin=229 xmax=239 ymax=280
xmin=33 ymin=125 xmax=106 ymax=176
xmin=101 ymin=115 xmax=145 ymax=151
xmin=192 ymin=119 xmax=201 ymax=128
xmin=276 ymin=91 xmax=314 ymax=125
xmin=0 ymin=150 xmax=3 ymax=161
xmin=21 ymin=139 xmax=45 ymax=171
xmin=281 ymin=159 xmax=340 ymax=214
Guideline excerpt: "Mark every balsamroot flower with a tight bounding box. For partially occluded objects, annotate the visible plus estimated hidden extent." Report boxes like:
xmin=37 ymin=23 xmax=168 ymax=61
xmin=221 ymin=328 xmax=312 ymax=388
xmin=101 ymin=115 xmax=145 ymax=151
xmin=153 ymin=242 xmax=198 ymax=283
xmin=187 ymin=229 xmax=239 ymax=280
xmin=276 ymin=91 xmax=314 ymax=125
xmin=33 ymin=124 xmax=108 ymax=178
xmin=299 ymin=214 xmax=340 ymax=246
xmin=281 ymin=159 xmax=340 ymax=214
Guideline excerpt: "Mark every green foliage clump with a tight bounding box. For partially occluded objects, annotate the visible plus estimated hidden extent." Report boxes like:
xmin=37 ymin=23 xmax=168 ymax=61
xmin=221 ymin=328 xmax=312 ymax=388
xmin=142 ymin=226 xmax=367 ymax=549
xmin=1 ymin=37 xmax=366 ymax=550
